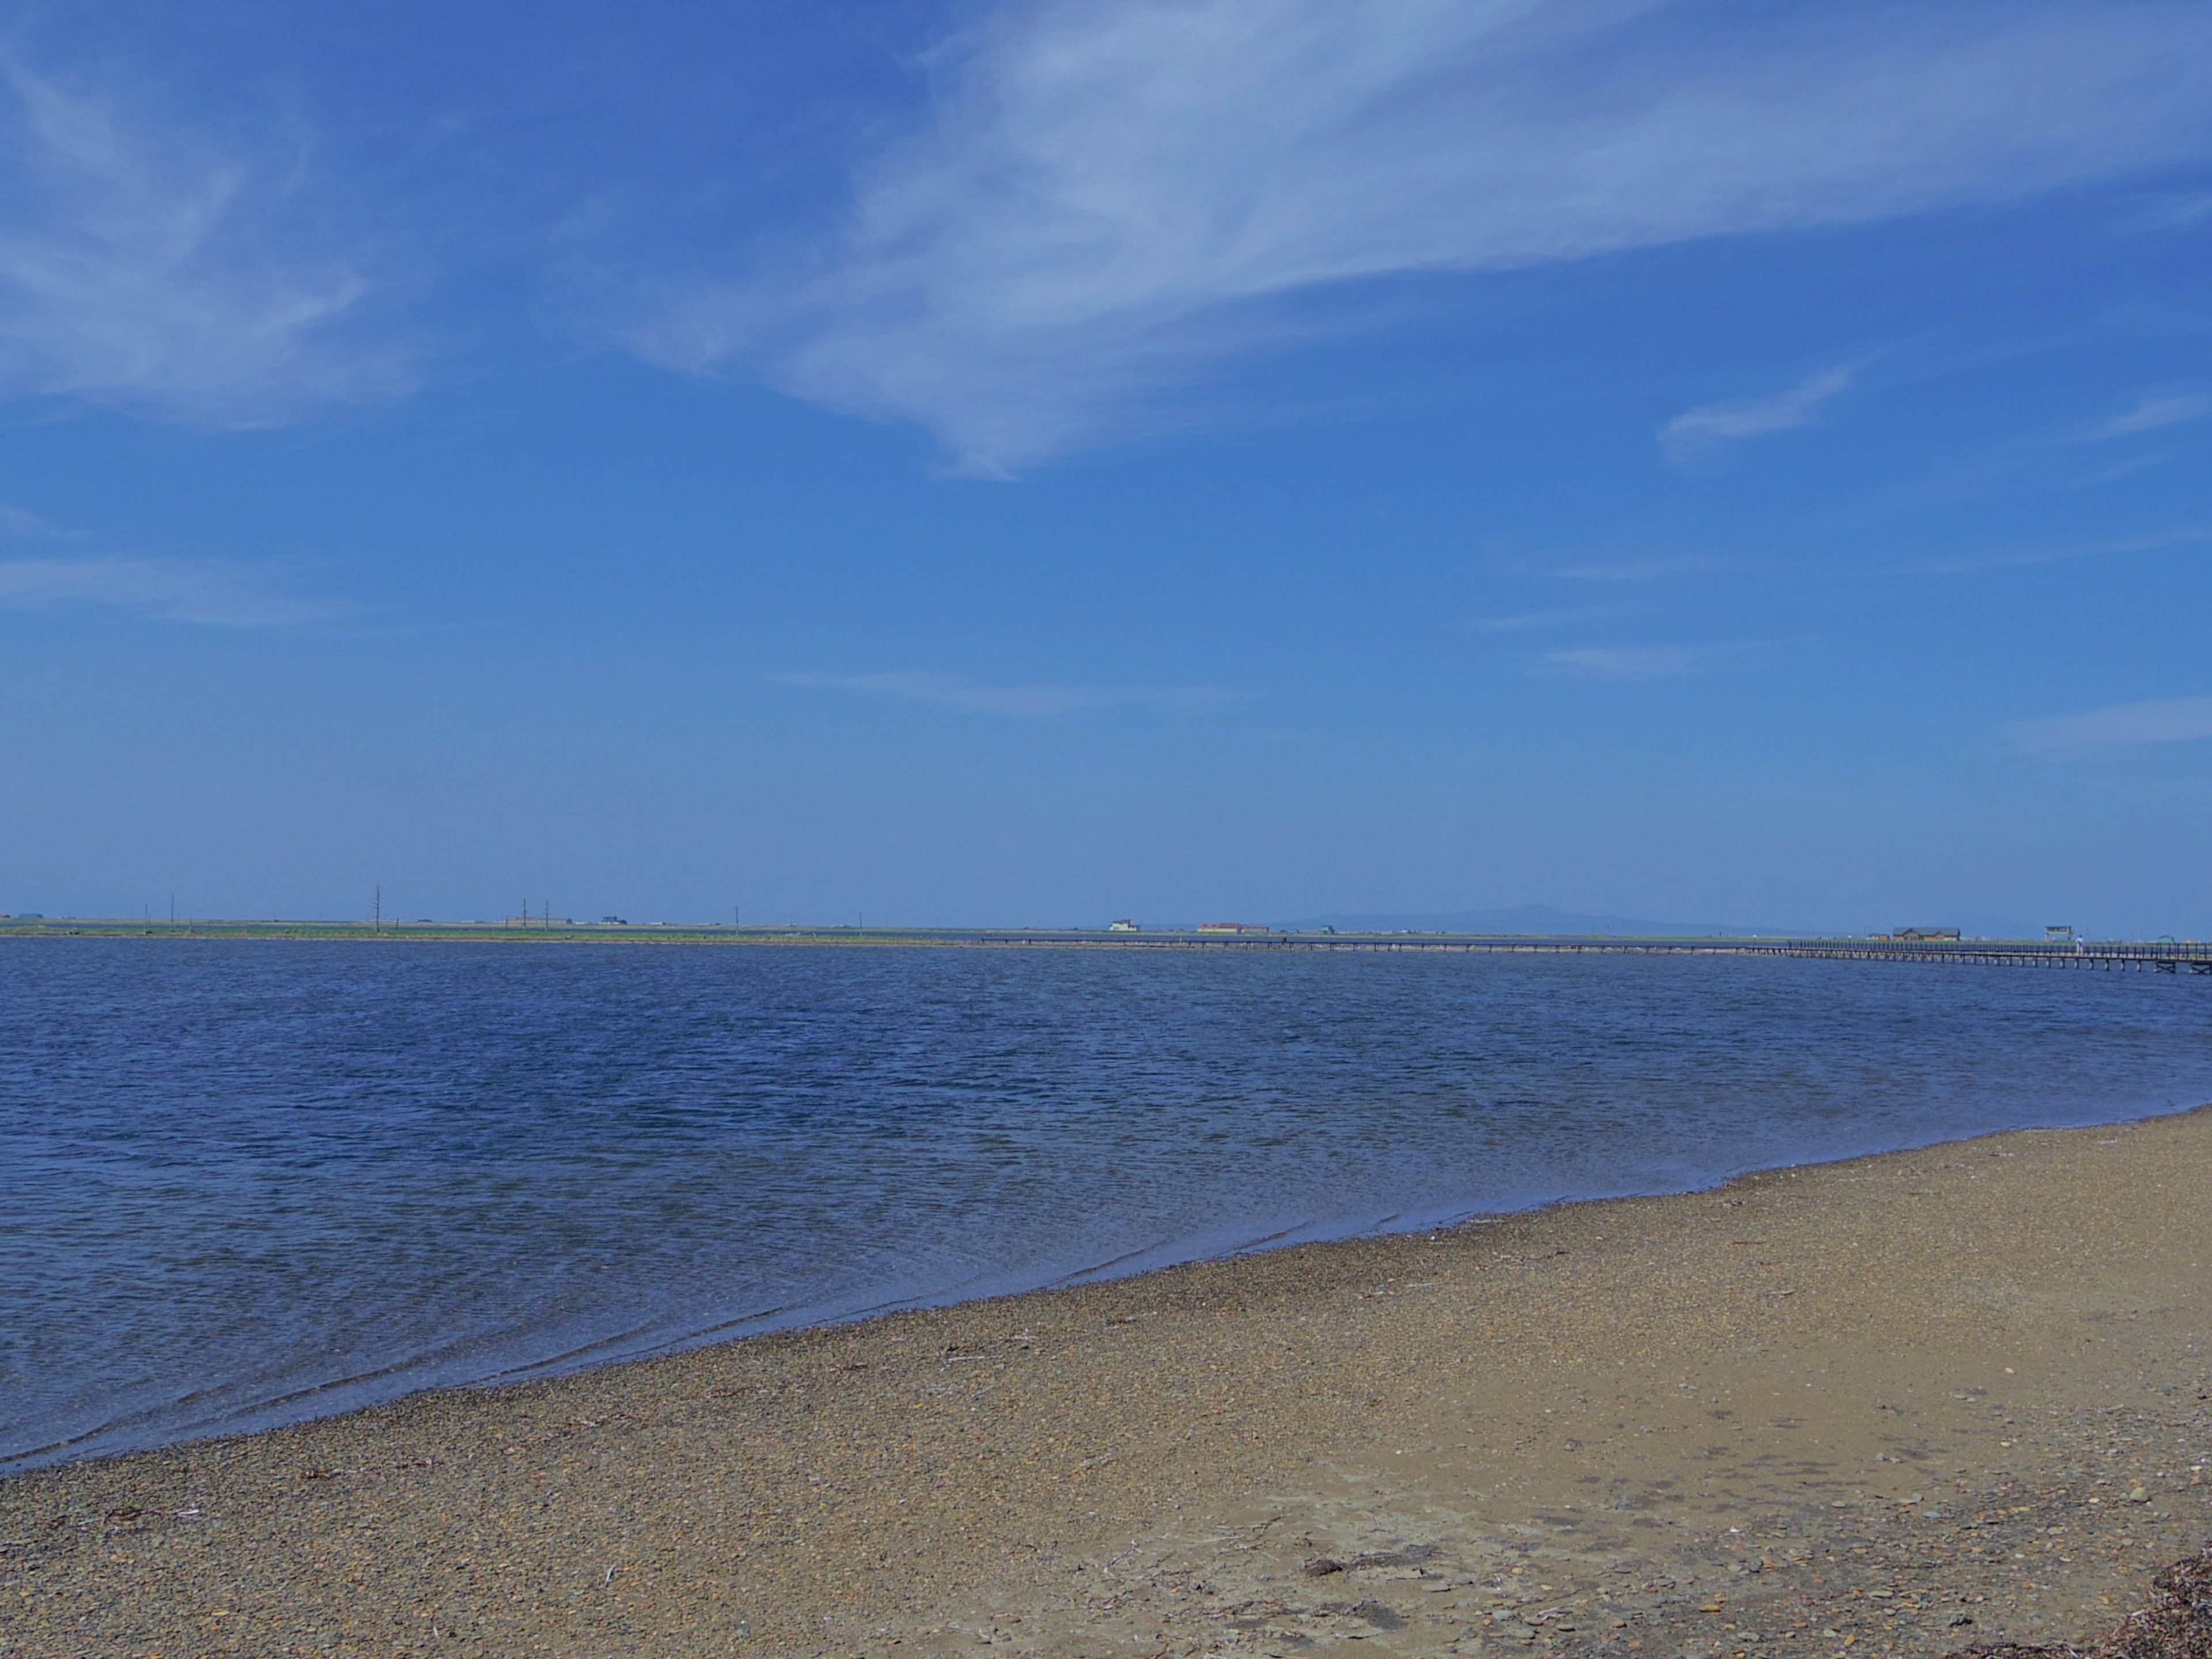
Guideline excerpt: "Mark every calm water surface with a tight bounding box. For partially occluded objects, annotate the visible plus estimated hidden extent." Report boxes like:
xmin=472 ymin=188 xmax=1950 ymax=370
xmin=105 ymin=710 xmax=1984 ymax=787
xmin=3 ymin=939 xmax=2209 ymax=1470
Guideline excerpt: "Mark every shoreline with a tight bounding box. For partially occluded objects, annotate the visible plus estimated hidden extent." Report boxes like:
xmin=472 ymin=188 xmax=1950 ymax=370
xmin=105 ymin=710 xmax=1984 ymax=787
xmin=13 ymin=1100 xmax=2207 ymax=1481
xmin=5 ymin=924 xmax=2205 ymax=974
xmin=7 ymin=1108 xmax=2211 ymax=1657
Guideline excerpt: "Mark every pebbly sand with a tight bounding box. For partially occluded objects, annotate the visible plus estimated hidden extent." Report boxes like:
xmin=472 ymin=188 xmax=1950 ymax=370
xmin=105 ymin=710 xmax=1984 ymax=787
xmin=5 ymin=1108 xmax=2210 ymax=1659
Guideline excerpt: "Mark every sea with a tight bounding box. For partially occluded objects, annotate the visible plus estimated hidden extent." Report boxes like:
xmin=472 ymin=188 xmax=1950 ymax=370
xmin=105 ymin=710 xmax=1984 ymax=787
xmin=3 ymin=938 xmax=2209 ymax=1472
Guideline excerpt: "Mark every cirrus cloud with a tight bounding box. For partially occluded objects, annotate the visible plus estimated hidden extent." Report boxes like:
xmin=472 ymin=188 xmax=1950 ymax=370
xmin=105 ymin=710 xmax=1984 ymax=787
xmin=1660 ymin=365 xmax=1855 ymax=461
xmin=772 ymin=670 xmax=1234 ymax=719
xmin=2080 ymin=392 xmax=2210 ymax=441
xmin=0 ymin=50 xmax=409 ymax=425
xmin=2012 ymin=695 xmax=2212 ymax=752
xmin=1540 ymin=645 xmax=1703 ymax=680
xmin=0 ymin=555 xmax=336 ymax=627
xmin=638 ymin=0 xmax=2212 ymax=472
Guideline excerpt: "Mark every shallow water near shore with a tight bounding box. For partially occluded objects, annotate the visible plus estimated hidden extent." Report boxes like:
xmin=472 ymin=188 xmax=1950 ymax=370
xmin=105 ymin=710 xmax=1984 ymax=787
xmin=3 ymin=938 xmax=2208 ymax=1471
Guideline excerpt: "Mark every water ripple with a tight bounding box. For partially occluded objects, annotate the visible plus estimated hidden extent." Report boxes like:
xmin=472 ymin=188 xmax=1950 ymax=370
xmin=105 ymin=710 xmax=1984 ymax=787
xmin=2 ymin=939 xmax=2207 ymax=1470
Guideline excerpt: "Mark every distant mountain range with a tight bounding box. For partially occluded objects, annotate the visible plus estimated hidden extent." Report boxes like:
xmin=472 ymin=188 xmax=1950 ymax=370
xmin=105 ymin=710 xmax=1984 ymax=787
xmin=1276 ymin=904 xmax=2041 ymax=938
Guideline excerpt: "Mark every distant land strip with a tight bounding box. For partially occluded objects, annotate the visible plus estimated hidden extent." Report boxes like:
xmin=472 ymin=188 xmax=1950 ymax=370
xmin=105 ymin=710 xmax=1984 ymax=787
xmin=2 ymin=918 xmax=2207 ymax=972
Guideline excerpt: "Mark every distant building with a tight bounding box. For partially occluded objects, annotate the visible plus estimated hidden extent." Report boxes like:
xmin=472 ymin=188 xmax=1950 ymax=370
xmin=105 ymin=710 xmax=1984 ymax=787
xmin=2046 ymin=924 xmax=2074 ymax=943
xmin=1884 ymin=926 xmax=1961 ymax=941
xmin=1108 ymin=919 xmax=1140 ymax=932
xmin=1197 ymin=921 xmax=1272 ymax=934
xmin=602 ymin=916 xmax=628 ymax=926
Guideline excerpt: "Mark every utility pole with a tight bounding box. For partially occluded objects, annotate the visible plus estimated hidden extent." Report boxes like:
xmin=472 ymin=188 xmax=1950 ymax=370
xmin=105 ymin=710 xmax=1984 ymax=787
xmin=373 ymin=883 xmax=382 ymax=934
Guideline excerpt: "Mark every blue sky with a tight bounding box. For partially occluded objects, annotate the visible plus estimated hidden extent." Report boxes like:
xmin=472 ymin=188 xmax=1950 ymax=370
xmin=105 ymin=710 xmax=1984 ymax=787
xmin=1 ymin=0 xmax=2209 ymax=934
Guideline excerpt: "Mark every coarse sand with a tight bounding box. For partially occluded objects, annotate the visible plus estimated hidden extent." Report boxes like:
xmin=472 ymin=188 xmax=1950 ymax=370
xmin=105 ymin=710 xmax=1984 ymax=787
xmin=5 ymin=1107 xmax=2211 ymax=1658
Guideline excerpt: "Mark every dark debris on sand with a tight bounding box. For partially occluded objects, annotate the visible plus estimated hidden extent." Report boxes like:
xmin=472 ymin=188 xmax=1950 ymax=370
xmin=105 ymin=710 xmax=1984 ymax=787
xmin=1952 ymin=1547 xmax=2212 ymax=1659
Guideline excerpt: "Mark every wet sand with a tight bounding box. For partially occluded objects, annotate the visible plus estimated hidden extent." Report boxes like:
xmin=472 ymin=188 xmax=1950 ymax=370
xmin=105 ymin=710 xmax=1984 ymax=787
xmin=5 ymin=1108 xmax=2210 ymax=1658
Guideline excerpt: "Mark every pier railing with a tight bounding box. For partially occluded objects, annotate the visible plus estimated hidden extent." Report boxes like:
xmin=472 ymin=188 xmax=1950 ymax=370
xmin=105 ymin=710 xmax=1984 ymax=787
xmin=1402 ymin=937 xmax=2197 ymax=971
xmin=1081 ymin=933 xmax=2212 ymax=972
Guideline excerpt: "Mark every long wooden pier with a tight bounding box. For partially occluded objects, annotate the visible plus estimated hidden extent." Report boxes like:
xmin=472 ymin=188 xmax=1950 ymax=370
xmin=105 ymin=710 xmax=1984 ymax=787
xmin=884 ymin=929 xmax=2212 ymax=973
xmin=1144 ymin=933 xmax=2212 ymax=972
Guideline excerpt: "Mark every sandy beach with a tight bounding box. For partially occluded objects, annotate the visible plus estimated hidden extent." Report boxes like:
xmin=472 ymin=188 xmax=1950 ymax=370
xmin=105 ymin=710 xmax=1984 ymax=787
xmin=5 ymin=1107 xmax=2209 ymax=1659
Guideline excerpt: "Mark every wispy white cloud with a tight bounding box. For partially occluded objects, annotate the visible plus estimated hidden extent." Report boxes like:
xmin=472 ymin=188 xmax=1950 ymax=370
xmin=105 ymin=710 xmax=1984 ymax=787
xmin=1660 ymin=365 xmax=1854 ymax=461
xmin=2081 ymin=392 xmax=2209 ymax=441
xmin=2119 ymin=189 xmax=2212 ymax=232
xmin=1469 ymin=607 xmax=1603 ymax=632
xmin=1874 ymin=522 xmax=2212 ymax=578
xmin=2070 ymin=449 xmax=2173 ymax=488
xmin=0 ymin=500 xmax=83 ymax=540
xmin=2013 ymin=695 xmax=2212 ymax=752
xmin=1540 ymin=645 xmax=1703 ymax=680
xmin=773 ymin=670 xmax=1231 ymax=718
xmin=1555 ymin=553 xmax=1733 ymax=582
xmin=638 ymin=0 xmax=2212 ymax=472
xmin=0 ymin=555 xmax=335 ymax=626
xmin=0 ymin=51 xmax=408 ymax=425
